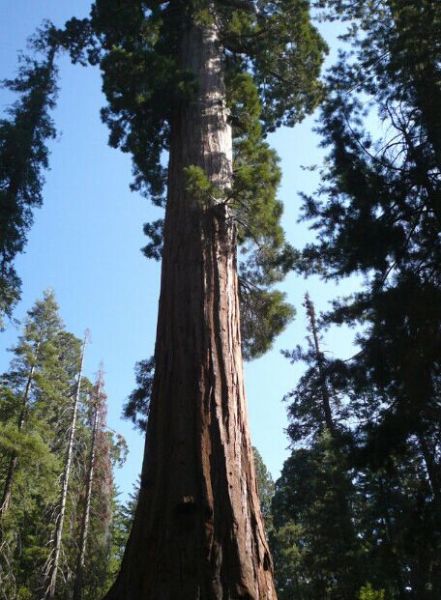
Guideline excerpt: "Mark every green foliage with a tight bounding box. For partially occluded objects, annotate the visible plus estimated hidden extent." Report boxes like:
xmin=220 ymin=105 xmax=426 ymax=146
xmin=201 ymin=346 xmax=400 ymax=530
xmin=80 ymin=0 xmax=326 ymax=358
xmin=270 ymin=520 xmax=303 ymax=599
xmin=218 ymin=0 xmax=328 ymax=131
xmin=272 ymin=434 xmax=364 ymax=599
xmin=184 ymin=165 xmax=223 ymax=206
xmin=292 ymin=17 xmax=441 ymax=595
xmin=0 ymin=293 xmax=125 ymax=599
xmin=107 ymin=482 xmax=139 ymax=582
xmin=89 ymin=0 xmax=326 ymax=195
xmin=293 ymin=10 xmax=441 ymax=594
xmin=122 ymin=357 xmax=155 ymax=433
xmin=0 ymin=291 xmax=71 ymax=596
xmin=0 ymin=28 xmax=58 ymax=326
xmin=359 ymin=584 xmax=385 ymax=600
xmin=226 ymin=70 xmax=296 ymax=356
xmin=299 ymin=0 xmax=441 ymax=456
xmin=273 ymin=290 xmax=441 ymax=598
xmin=241 ymin=288 xmax=294 ymax=359
xmin=253 ymin=446 xmax=275 ymax=528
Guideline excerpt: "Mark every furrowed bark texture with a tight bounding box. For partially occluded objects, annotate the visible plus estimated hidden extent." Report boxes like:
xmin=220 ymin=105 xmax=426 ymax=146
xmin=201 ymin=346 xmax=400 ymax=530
xmin=104 ymin=16 xmax=276 ymax=600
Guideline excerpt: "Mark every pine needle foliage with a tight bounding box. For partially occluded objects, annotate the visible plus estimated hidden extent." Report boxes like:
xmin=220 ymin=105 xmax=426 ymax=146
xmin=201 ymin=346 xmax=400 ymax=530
xmin=0 ymin=28 xmax=58 ymax=326
xmin=300 ymin=0 xmax=441 ymax=463
xmin=53 ymin=0 xmax=327 ymax=358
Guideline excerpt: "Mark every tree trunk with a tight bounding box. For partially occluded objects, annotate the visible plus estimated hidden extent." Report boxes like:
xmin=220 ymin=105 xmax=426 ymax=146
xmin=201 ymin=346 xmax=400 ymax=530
xmin=304 ymin=294 xmax=336 ymax=436
xmin=105 ymin=15 xmax=276 ymax=600
xmin=377 ymin=475 xmax=408 ymax=599
xmin=44 ymin=333 xmax=87 ymax=599
xmin=73 ymin=380 xmax=100 ymax=600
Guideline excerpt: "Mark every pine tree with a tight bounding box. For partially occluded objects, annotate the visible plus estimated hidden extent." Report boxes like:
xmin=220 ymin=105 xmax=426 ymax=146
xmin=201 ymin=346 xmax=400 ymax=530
xmin=0 ymin=291 xmax=63 ymax=521
xmin=43 ymin=331 xmax=88 ymax=599
xmin=0 ymin=27 xmax=58 ymax=326
xmin=253 ymin=447 xmax=274 ymax=533
xmin=0 ymin=292 xmax=128 ymax=599
xmin=272 ymin=296 xmax=364 ymax=599
xmin=74 ymin=369 xmax=121 ymax=600
xmin=301 ymin=0 xmax=441 ymax=471
xmin=0 ymin=292 xmax=82 ymax=598
xmin=294 ymin=3 xmax=441 ymax=594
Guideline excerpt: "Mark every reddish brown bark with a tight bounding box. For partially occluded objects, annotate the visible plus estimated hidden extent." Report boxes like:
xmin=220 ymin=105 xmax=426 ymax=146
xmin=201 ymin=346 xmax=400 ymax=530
xmin=104 ymin=15 xmax=276 ymax=600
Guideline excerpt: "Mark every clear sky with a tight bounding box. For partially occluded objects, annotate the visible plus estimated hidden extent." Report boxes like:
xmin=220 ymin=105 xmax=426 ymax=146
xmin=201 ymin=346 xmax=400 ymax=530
xmin=0 ymin=1 xmax=358 ymax=499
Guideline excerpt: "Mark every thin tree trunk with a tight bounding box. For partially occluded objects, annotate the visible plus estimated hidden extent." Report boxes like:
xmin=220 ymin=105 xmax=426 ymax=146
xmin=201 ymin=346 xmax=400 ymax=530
xmin=44 ymin=332 xmax=87 ymax=600
xmin=304 ymin=294 xmax=336 ymax=435
xmin=417 ymin=433 xmax=441 ymax=506
xmin=387 ymin=0 xmax=441 ymax=168
xmin=305 ymin=294 xmax=364 ymax=595
xmin=105 ymin=14 xmax=276 ymax=600
xmin=73 ymin=379 xmax=100 ymax=600
xmin=377 ymin=475 xmax=408 ymax=599
xmin=0 ymin=345 xmax=39 ymax=518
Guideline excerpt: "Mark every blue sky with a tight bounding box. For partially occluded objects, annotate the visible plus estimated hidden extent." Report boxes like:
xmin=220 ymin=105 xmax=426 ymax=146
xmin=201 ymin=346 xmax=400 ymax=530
xmin=0 ymin=1 xmax=358 ymax=498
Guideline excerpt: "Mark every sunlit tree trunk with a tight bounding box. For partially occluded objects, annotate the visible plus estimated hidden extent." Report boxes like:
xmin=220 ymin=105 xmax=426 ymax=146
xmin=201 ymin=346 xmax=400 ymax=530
xmin=417 ymin=433 xmax=441 ymax=506
xmin=73 ymin=378 xmax=100 ymax=600
xmin=44 ymin=332 xmax=87 ymax=599
xmin=105 ymin=15 xmax=276 ymax=600
xmin=304 ymin=294 xmax=336 ymax=436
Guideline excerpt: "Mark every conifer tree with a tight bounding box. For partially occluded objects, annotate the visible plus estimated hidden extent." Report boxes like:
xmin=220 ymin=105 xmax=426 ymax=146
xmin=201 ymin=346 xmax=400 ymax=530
xmin=4 ymin=0 xmax=325 ymax=594
xmin=0 ymin=291 xmax=63 ymax=521
xmin=301 ymin=0 xmax=441 ymax=468
xmin=74 ymin=369 xmax=120 ymax=600
xmin=253 ymin=447 xmax=275 ymax=532
xmin=0 ymin=292 xmax=82 ymax=598
xmin=0 ymin=28 xmax=58 ymax=326
xmin=73 ymin=374 xmax=100 ymax=600
xmin=0 ymin=293 xmax=127 ymax=599
xmin=294 ymin=4 xmax=441 ymax=594
xmin=43 ymin=331 xmax=88 ymax=599
xmin=272 ymin=296 xmax=364 ymax=599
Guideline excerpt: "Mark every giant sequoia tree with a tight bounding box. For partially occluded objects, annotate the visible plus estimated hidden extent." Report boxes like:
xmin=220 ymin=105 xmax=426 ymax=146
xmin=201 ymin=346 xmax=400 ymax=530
xmin=62 ymin=1 xmax=325 ymax=597
xmin=3 ymin=0 xmax=325 ymax=595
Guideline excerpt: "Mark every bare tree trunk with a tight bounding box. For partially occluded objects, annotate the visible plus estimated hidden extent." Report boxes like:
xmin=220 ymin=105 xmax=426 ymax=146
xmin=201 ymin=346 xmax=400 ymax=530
xmin=417 ymin=433 xmax=441 ymax=506
xmin=0 ymin=345 xmax=39 ymax=518
xmin=378 ymin=475 xmax=408 ymax=599
xmin=105 ymin=15 xmax=276 ymax=600
xmin=304 ymin=294 xmax=336 ymax=435
xmin=73 ymin=377 xmax=100 ymax=600
xmin=44 ymin=332 xmax=88 ymax=599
